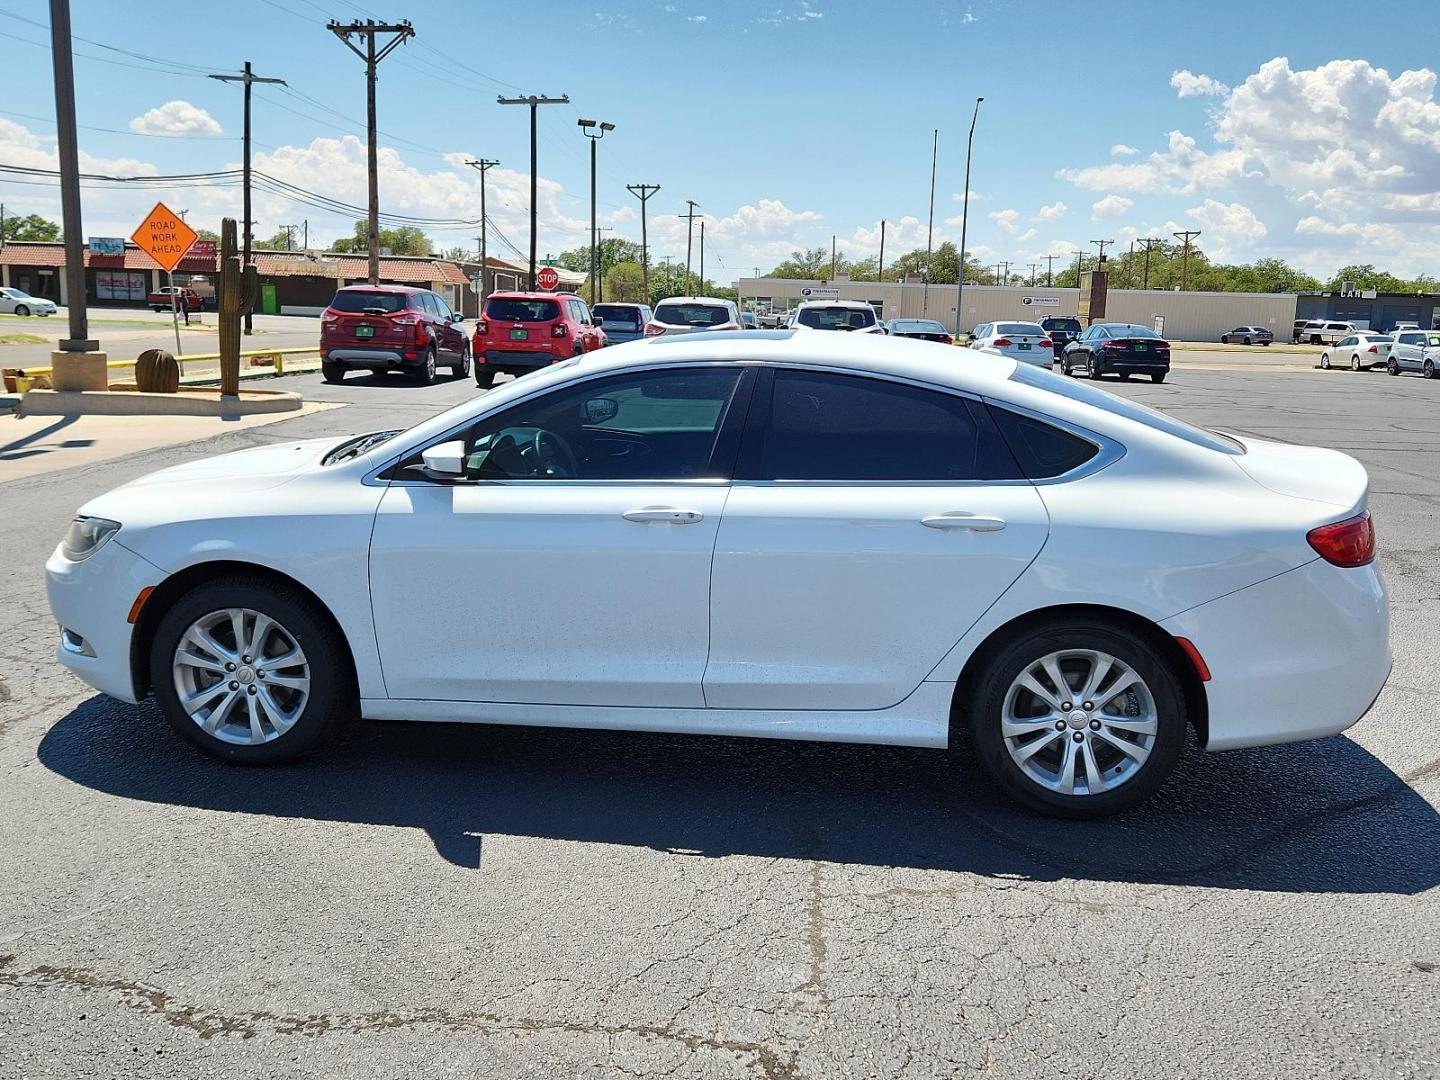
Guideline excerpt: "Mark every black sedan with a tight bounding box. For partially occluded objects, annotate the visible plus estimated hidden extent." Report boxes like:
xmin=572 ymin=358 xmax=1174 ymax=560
xmin=886 ymin=318 xmax=953 ymax=344
xmin=1061 ymin=322 xmax=1170 ymax=383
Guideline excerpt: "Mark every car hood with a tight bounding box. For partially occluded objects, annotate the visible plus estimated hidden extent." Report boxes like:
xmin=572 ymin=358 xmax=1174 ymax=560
xmin=1232 ymin=435 xmax=1369 ymax=513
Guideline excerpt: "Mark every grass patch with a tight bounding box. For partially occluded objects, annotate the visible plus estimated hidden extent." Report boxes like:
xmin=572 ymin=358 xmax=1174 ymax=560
xmin=0 ymin=333 xmax=47 ymax=345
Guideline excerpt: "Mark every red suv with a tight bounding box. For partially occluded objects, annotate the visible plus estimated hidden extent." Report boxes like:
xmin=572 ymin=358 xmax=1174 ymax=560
xmin=472 ymin=291 xmax=606 ymax=387
xmin=320 ymin=285 xmax=471 ymax=385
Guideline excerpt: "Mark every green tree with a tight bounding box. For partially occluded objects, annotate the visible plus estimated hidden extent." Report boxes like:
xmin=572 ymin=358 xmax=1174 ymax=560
xmin=4 ymin=212 xmax=61 ymax=242
xmin=603 ymin=261 xmax=647 ymax=302
xmin=767 ymin=246 xmax=833 ymax=279
xmin=328 ymin=219 xmax=432 ymax=256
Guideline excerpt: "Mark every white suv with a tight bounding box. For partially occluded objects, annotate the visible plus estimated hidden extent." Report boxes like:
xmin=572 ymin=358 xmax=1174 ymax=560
xmin=789 ymin=299 xmax=882 ymax=333
xmin=645 ymin=297 xmax=742 ymax=336
xmin=1300 ymin=320 xmax=1359 ymax=345
xmin=1388 ymin=330 xmax=1440 ymax=378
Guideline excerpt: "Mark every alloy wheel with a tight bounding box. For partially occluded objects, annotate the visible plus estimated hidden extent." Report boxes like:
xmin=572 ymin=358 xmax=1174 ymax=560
xmin=1320 ymin=353 xmax=1330 ymax=369
xmin=1000 ymin=649 xmax=1158 ymax=796
xmin=1351 ymin=355 xmax=1362 ymax=371
xmin=172 ymin=607 xmax=311 ymax=746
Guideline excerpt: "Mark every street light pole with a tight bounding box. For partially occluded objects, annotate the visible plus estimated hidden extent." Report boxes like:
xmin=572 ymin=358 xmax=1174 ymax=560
xmin=924 ymin=127 xmax=938 ymax=311
xmin=578 ymin=119 xmax=614 ymax=304
xmin=954 ymin=96 xmax=982 ymax=337
xmin=498 ymin=93 xmax=570 ymax=288
xmin=49 ymin=0 xmax=93 ymax=352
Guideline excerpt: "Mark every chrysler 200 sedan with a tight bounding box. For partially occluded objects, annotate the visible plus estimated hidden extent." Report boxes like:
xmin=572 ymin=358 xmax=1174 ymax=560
xmin=46 ymin=331 xmax=1390 ymax=817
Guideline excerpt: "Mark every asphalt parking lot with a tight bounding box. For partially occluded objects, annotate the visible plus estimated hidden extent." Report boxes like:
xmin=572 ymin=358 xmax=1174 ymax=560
xmin=1 ymin=361 xmax=1437 ymax=1079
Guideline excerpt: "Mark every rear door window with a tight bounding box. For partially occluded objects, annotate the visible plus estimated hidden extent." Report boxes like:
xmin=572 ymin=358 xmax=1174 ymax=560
xmin=756 ymin=370 xmax=1022 ymax=481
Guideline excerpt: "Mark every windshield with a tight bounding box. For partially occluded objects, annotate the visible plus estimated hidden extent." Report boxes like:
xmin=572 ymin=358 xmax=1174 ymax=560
xmin=1010 ymin=362 xmax=1244 ymax=454
xmin=797 ymin=305 xmax=877 ymax=330
xmin=593 ymin=304 xmax=641 ymax=327
xmin=330 ymin=290 xmax=407 ymax=314
xmin=655 ymin=302 xmax=730 ymax=327
xmin=487 ymin=297 xmax=559 ymax=321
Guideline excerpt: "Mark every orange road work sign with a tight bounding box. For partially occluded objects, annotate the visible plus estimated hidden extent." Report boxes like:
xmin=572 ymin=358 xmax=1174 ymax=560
xmin=131 ymin=202 xmax=199 ymax=272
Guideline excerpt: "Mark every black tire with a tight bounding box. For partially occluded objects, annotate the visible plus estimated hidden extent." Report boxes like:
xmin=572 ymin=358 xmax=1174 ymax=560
xmin=1388 ymin=358 xmax=1400 ymax=376
xmin=1243 ymin=337 xmax=1252 ymax=345
xmin=321 ymin=361 xmax=346 ymax=384
xmin=152 ymin=306 xmax=163 ymax=312
xmin=148 ymin=575 xmax=354 ymax=764
xmin=1087 ymin=356 xmax=1104 ymax=380
xmin=1426 ymin=360 xmax=1435 ymax=380
xmin=1261 ymin=340 xmax=1270 ymax=346
xmin=417 ymin=347 xmax=437 ymax=385
xmin=1150 ymin=372 xmax=1166 ymax=383
xmin=1118 ymin=372 xmax=1131 ymax=381
xmin=965 ymin=618 xmax=1188 ymax=818
xmin=14 ymin=304 xmax=29 ymax=317
xmin=451 ymin=342 xmax=471 ymax=379
xmin=476 ymin=366 xmax=498 ymax=388
xmin=1310 ymin=335 xmax=1322 ymax=345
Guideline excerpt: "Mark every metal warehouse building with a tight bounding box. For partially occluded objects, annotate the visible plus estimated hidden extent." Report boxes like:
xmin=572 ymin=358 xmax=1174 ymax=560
xmin=1296 ymin=291 xmax=1440 ymax=332
xmin=739 ymin=277 xmax=1299 ymax=341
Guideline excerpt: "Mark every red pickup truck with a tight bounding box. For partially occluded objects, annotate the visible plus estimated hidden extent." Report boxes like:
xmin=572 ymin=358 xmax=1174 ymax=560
xmin=148 ymin=286 xmax=206 ymax=312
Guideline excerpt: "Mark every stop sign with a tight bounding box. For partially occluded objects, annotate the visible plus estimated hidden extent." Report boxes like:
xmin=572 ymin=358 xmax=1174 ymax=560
xmin=536 ymin=266 xmax=560 ymax=290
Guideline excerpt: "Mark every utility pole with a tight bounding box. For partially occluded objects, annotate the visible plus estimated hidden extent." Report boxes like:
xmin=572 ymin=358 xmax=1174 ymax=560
xmin=1138 ymin=237 xmax=1163 ymax=290
xmin=679 ymin=201 xmax=700 ymax=294
xmin=954 ymin=96 xmax=982 ymax=337
xmin=1027 ymin=263 xmax=1040 ymax=287
xmin=1090 ymin=238 xmax=1114 ymax=262
xmin=660 ymin=255 xmax=675 ymax=297
xmin=465 ymin=158 xmax=499 ymax=305
xmin=924 ymin=127 xmax=938 ymax=309
xmin=327 ymin=21 xmax=414 ymax=285
xmin=49 ymin=0 xmax=95 ymax=353
xmin=578 ymin=119 xmax=614 ymax=304
xmin=699 ymin=221 xmax=706 ymax=291
xmin=830 ymin=235 xmax=837 ymax=281
xmin=877 ymin=219 xmax=886 ymax=282
xmin=627 ymin=182 xmax=659 ymax=300
xmin=1173 ymin=229 xmax=1201 ymax=290
xmin=1045 ymin=254 xmax=1056 ymax=286
xmin=1070 ymin=250 xmax=1087 ymax=279
xmin=210 ymin=61 xmax=286 ymax=334
xmin=998 ymin=260 xmax=1011 ymax=286
xmin=595 ymin=225 xmax=613 ymax=301
xmin=497 ymin=93 xmax=570 ymax=288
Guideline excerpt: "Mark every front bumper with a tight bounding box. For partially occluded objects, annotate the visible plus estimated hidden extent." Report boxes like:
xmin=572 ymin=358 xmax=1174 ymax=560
xmin=46 ymin=538 xmax=167 ymax=704
xmin=1162 ymin=557 xmax=1390 ymax=751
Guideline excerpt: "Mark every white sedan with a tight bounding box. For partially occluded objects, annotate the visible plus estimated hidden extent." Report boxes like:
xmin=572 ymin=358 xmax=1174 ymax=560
xmin=46 ymin=331 xmax=1390 ymax=817
xmin=0 ymin=286 xmax=57 ymax=316
xmin=968 ymin=321 xmax=1053 ymax=366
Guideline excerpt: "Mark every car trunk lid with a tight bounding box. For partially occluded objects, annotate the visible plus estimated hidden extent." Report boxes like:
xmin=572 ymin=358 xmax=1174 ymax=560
xmin=1232 ymin=435 xmax=1369 ymax=513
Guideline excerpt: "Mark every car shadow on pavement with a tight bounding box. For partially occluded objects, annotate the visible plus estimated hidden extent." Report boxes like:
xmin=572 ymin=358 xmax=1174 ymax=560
xmin=38 ymin=694 xmax=1440 ymax=895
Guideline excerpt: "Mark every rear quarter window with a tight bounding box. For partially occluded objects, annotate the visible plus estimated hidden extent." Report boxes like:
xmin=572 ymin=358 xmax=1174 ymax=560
xmin=987 ymin=405 xmax=1100 ymax=478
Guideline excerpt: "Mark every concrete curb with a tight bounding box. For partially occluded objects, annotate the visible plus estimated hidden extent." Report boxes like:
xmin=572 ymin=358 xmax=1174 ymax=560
xmin=18 ymin=387 xmax=304 ymax=417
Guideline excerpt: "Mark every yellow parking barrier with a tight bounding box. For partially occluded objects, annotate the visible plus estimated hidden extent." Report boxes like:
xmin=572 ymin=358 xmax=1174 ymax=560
xmin=14 ymin=346 xmax=320 ymax=379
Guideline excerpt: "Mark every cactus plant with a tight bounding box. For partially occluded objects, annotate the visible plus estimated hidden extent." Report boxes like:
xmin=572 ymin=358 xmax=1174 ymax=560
xmin=134 ymin=348 xmax=179 ymax=394
xmin=216 ymin=217 xmax=258 ymax=397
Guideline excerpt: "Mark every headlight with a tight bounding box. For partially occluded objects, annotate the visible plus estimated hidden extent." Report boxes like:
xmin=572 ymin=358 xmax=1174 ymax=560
xmin=60 ymin=516 xmax=121 ymax=561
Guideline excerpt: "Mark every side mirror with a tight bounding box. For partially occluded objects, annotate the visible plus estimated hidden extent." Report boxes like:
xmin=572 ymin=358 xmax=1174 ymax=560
xmin=420 ymin=439 xmax=466 ymax=478
xmin=451 ymin=312 xmax=465 ymax=323
xmin=583 ymin=396 xmax=620 ymax=424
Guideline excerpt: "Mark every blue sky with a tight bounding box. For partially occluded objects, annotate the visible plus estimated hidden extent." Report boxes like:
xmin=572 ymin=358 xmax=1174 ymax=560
xmin=4 ymin=0 xmax=1440 ymax=279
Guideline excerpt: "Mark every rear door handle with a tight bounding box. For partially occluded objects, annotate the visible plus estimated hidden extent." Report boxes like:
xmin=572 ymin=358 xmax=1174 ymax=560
xmin=921 ymin=512 xmax=1007 ymax=532
xmin=623 ymin=507 xmax=704 ymax=524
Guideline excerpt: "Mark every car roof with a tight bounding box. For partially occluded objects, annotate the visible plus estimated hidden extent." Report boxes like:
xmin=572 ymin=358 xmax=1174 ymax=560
xmin=337 ymin=283 xmax=426 ymax=294
xmin=487 ymin=290 xmax=578 ymax=300
xmin=655 ymin=296 xmax=733 ymax=305
xmin=795 ymin=299 xmax=873 ymax=309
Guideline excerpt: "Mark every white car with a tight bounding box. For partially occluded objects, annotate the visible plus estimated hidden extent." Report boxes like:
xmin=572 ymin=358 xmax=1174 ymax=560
xmin=645 ymin=297 xmax=742 ymax=336
xmin=0 ymin=286 xmax=57 ymax=316
xmin=1387 ymin=329 xmax=1440 ymax=378
xmin=46 ymin=332 xmax=1390 ymax=818
xmin=968 ymin=321 xmax=1053 ymax=367
xmin=789 ymin=299 xmax=882 ymax=334
xmin=1320 ymin=333 xmax=1393 ymax=372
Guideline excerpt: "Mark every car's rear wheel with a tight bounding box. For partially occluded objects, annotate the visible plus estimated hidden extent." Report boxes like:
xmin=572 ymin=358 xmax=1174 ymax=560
xmin=1244 ymin=336 xmax=1252 ymax=345
xmin=1087 ymin=358 xmax=1104 ymax=380
xmin=1150 ymin=372 xmax=1166 ymax=383
xmin=148 ymin=576 xmax=353 ymax=764
xmin=321 ymin=361 xmax=346 ymax=384
xmin=14 ymin=304 xmax=29 ymax=317
xmin=1388 ymin=358 xmax=1400 ymax=376
xmin=418 ymin=347 xmax=437 ymax=385
xmin=452 ymin=342 xmax=471 ymax=379
xmin=1425 ymin=360 xmax=1435 ymax=380
xmin=1320 ymin=352 xmax=1331 ymax=369
xmin=1351 ymin=354 xmax=1362 ymax=371
xmin=966 ymin=619 xmax=1188 ymax=818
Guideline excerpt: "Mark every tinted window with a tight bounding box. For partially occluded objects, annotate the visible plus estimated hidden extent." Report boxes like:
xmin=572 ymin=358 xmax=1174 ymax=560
xmin=996 ymin=322 xmax=1044 ymax=336
xmin=457 ymin=368 xmax=744 ymax=481
xmin=1009 ymin=363 xmax=1244 ymax=454
xmin=759 ymin=370 xmax=1021 ymax=481
xmin=1107 ymin=325 xmax=1161 ymax=339
xmin=656 ymin=302 xmax=730 ymax=327
xmin=988 ymin=405 xmax=1100 ymax=479
xmin=796 ymin=305 xmax=877 ymax=330
xmin=1336 ymin=336 xmax=1355 ymax=347
xmin=330 ymin=290 xmax=406 ymax=314
xmin=486 ymin=297 xmax=559 ymax=321
xmin=418 ymin=293 xmax=438 ymax=316
xmin=890 ymin=320 xmax=947 ymax=334
xmin=593 ymin=304 xmax=642 ymax=328
xmin=1043 ymin=318 xmax=1082 ymax=333
xmin=432 ymin=294 xmax=454 ymax=319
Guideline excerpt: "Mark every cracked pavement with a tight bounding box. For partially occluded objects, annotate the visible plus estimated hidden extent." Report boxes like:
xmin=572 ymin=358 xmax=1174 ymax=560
xmin=1 ymin=366 xmax=1437 ymax=1079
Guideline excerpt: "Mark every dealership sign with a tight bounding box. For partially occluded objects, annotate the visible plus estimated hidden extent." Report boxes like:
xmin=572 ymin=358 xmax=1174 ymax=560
xmin=800 ymin=286 xmax=840 ymax=300
xmin=1020 ymin=295 xmax=1060 ymax=307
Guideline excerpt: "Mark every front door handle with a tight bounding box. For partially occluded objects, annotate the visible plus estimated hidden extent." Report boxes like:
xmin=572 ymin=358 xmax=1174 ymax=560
xmin=921 ymin=512 xmax=1007 ymax=532
xmin=623 ymin=506 xmax=704 ymax=524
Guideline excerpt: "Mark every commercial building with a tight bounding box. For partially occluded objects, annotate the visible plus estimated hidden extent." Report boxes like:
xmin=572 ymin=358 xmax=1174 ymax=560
xmin=738 ymin=276 xmax=1300 ymax=341
xmin=1296 ymin=291 xmax=1440 ymax=331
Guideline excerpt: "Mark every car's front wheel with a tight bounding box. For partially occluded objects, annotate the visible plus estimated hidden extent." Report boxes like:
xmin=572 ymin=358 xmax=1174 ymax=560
xmin=966 ymin=619 xmax=1188 ymax=818
xmin=14 ymin=304 xmax=29 ymax=317
xmin=1320 ymin=352 xmax=1331 ymax=369
xmin=149 ymin=576 xmax=352 ymax=763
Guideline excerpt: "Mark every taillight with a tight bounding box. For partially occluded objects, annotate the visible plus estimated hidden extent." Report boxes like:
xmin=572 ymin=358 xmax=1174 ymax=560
xmin=414 ymin=318 xmax=427 ymax=347
xmin=476 ymin=319 xmax=488 ymax=336
xmin=643 ymin=323 xmax=665 ymax=336
xmin=1367 ymin=345 xmax=1378 ymax=354
xmin=1307 ymin=511 xmax=1375 ymax=567
xmin=992 ymin=337 xmax=1012 ymax=347
xmin=552 ymin=322 xmax=569 ymax=338
xmin=1037 ymin=339 xmax=1053 ymax=349
xmin=942 ymin=334 xmax=953 ymax=345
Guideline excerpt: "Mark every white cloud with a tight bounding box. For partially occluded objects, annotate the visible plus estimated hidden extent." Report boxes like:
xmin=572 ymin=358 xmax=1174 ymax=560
xmin=1092 ymin=194 xmax=1134 ymax=219
xmin=129 ymin=100 xmax=222 ymax=137
xmin=989 ymin=208 xmax=1020 ymax=235
xmin=688 ymin=13 xmax=707 ymax=22
xmin=1170 ymin=69 xmax=1230 ymax=98
xmin=1059 ymin=129 xmax=1256 ymax=194
xmin=1015 ymin=227 xmax=1038 ymax=242
xmin=1110 ymin=143 xmax=1139 ymax=156
xmin=1034 ymin=200 xmax=1067 ymax=222
xmin=1185 ymin=198 xmax=1267 ymax=258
